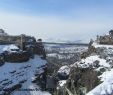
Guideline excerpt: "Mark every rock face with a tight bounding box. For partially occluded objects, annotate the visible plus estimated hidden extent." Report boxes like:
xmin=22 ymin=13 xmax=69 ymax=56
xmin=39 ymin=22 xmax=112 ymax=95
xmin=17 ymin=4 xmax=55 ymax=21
xmin=4 ymin=51 xmax=30 ymax=63
xmin=33 ymin=41 xmax=46 ymax=59
xmin=25 ymin=40 xmax=46 ymax=59
xmin=66 ymin=67 xmax=99 ymax=93
xmin=1 ymin=44 xmax=30 ymax=63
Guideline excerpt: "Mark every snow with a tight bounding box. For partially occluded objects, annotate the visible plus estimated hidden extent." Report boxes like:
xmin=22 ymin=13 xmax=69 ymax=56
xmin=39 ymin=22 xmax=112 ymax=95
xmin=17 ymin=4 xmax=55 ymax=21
xmin=75 ymin=55 xmax=110 ymax=69
xmin=58 ymin=80 xmax=67 ymax=87
xmin=3 ymin=44 xmax=19 ymax=52
xmin=84 ymin=43 xmax=113 ymax=95
xmin=0 ymin=55 xmax=51 ymax=95
xmin=87 ymin=69 xmax=113 ymax=95
xmin=93 ymin=42 xmax=113 ymax=49
xmin=65 ymin=42 xmax=113 ymax=95
xmin=0 ymin=45 xmax=12 ymax=53
xmin=58 ymin=65 xmax=70 ymax=75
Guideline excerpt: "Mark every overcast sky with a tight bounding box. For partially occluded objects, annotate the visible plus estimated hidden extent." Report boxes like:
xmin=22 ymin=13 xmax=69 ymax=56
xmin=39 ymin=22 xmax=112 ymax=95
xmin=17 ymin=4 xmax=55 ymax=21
xmin=0 ymin=0 xmax=113 ymax=42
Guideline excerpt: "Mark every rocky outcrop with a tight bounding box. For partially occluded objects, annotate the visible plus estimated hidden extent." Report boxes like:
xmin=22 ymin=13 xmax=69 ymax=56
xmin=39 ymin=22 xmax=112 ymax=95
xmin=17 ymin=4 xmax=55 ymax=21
xmin=81 ymin=46 xmax=96 ymax=59
xmin=4 ymin=51 xmax=30 ymax=63
xmin=26 ymin=39 xmax=46 ymax=59
xmin=66 ymin=67 xmax=100 ymax=94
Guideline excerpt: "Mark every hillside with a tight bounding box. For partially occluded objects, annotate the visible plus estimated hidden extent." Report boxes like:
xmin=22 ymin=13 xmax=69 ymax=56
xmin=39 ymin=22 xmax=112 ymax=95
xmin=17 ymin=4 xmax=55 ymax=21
xmin=54 ymin=32 xmax=113 ymax=95
xmin=86 ymin=44 xmax=113 ymax=95
xmin=0 ymin=55 xmax=51 ymax=95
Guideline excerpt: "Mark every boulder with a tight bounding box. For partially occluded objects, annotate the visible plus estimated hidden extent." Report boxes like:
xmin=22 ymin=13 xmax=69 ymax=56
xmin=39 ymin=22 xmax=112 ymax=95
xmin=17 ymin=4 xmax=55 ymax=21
xmin=58 ymin=66 xmax=70 ymax=80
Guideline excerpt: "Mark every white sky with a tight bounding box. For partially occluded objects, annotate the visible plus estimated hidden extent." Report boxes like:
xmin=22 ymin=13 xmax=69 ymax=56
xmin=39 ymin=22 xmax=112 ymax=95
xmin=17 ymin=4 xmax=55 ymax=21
xmin=0 ymin=12 xmax=113 ymax=42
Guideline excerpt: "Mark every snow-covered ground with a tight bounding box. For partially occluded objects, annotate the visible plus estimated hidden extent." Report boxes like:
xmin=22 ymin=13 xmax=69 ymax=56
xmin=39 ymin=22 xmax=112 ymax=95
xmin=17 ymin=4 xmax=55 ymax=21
xmin=75 ymin=55 xmax=111 ymax=69
xmin=0 ymin=44 xmax=21 ymax=53
xmin=0 ymin=55 xmax=51 ymax=95
xmin=87 ymin=69 xmax=113 ymax=95
xmin=92 ymin=42 xmax=113 ymax=49
xmin=78 ymin=43 xmax=113 ymax=95
xmin=73 ymin=53 xmax=113 ymax=95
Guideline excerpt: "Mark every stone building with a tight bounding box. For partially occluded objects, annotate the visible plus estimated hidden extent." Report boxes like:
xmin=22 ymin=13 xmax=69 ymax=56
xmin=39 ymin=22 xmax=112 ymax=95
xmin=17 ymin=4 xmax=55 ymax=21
xmin=97 ymin=30 xmax=113 ymax=45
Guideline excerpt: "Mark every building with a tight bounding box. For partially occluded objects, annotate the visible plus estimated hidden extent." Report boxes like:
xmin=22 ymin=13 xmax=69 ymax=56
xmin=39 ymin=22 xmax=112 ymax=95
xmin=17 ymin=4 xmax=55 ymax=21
xmin=97 ymin=30 xmax=113 ymax=45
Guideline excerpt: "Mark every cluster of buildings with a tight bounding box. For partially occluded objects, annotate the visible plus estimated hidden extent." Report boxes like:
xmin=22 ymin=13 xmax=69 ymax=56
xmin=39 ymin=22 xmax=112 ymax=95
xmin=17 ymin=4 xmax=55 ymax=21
xmin=96 ymin=30 xmax=113 ymax=44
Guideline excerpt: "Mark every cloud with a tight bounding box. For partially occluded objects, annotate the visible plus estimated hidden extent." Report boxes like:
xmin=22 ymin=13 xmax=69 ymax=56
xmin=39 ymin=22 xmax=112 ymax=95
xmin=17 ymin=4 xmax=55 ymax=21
xmin=0 ymin=12 xmax=112 ymax=41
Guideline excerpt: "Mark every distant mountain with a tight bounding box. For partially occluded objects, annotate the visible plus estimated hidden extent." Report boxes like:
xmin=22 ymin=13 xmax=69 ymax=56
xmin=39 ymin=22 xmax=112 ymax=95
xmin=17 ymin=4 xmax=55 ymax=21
xmin=44 ymin=38 xmax=89 ymax=44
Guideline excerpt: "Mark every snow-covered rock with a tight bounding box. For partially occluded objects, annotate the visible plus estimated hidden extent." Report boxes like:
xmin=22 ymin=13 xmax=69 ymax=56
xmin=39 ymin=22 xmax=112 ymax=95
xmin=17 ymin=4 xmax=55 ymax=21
xmin=3 ymin=44 xmax=20 ymax=53
xmin=75 ymin=55 xmax=110 ymax=69
xmin=58 ymin=80 xmax=67 ymax=87
xmin=58 ymin=66 xmax=70 ymax=76
xmin=67 ymin=42 xmax=113 ymax=95
xmin=58 ymin=66 xmax=70 ymax=80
